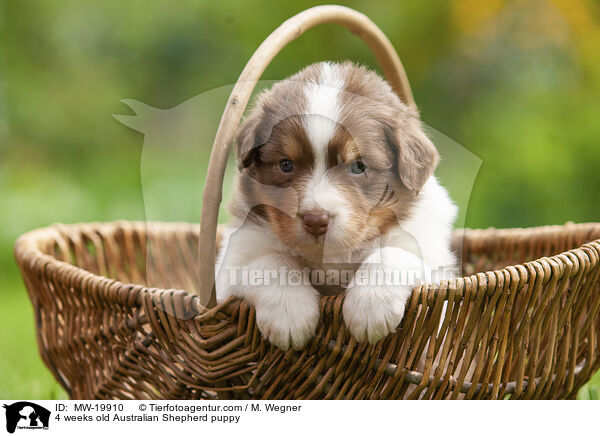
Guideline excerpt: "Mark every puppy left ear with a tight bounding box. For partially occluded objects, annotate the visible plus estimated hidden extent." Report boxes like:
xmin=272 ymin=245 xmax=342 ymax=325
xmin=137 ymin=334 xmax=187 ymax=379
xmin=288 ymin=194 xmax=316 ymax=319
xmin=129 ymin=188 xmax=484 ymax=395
xmin=389 ymin=116 xmax=439 ymax=194
xmin=236 ymin=114 xmax=262 ymax=170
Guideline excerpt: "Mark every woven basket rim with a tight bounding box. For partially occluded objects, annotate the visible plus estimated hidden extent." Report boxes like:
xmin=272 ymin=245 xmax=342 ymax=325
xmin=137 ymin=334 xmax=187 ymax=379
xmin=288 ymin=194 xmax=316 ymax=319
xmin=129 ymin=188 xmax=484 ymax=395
xmin=14 ymin=220 xmax=600 ymax=398
xmin=14 ymin=220 xmax=600 ymax=312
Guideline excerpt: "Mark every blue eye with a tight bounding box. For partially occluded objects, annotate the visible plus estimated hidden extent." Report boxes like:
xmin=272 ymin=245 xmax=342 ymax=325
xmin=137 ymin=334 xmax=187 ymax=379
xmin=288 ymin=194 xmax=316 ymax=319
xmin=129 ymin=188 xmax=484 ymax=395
xmin=279 ymin=159 xmax=294 ymax=173
xmin=349 ymin=160 xmax=366 ymax=174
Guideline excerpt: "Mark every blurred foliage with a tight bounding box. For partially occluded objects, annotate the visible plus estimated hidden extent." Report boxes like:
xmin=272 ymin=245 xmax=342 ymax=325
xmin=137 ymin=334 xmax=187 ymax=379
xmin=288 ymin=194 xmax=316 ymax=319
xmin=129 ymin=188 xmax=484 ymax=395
xmin=0 ymin=0 xmax=599 ymax=398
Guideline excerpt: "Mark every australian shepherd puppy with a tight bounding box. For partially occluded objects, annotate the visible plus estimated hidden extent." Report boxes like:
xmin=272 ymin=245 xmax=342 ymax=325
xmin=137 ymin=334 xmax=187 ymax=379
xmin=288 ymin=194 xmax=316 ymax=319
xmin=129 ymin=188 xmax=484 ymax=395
xmin=216 ymin=61 xmax=457 ymax=350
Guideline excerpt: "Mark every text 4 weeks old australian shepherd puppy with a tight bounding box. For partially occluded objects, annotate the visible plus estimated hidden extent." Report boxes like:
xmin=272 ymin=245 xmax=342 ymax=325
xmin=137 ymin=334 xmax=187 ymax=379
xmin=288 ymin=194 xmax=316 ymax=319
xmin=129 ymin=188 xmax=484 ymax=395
xmin=216 ymin=61 xmax=457 ymax=350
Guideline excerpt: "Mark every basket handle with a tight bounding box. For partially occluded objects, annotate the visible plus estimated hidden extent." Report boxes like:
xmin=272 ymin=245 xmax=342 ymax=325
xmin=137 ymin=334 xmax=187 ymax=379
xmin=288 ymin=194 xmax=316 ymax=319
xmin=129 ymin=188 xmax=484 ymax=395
xmin=198 ymin=5 xmax=416 ymax=307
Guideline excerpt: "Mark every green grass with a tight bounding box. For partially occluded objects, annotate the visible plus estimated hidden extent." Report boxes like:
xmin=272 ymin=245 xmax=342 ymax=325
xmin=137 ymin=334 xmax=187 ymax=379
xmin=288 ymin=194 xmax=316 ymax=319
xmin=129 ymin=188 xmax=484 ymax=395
xmin=578 ymin=370 xmax=600 ymax=400
xmin=0 ymin=287 xmax=66 ymax=399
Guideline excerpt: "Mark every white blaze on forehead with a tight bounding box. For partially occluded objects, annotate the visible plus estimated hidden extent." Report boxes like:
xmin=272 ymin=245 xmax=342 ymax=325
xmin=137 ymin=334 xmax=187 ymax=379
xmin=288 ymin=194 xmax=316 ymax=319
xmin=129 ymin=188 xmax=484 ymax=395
xmin=300 ymin=171 xmax=347 ymax=213
xmin=302 ymin=62 xmax=344 ymax=161
xmin=299 ymin=63 xmax=349 ymax=236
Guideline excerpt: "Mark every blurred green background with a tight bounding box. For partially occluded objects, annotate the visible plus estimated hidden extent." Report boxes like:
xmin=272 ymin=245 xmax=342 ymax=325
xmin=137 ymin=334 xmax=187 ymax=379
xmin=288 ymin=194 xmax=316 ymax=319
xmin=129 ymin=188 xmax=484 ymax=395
xmin=1 ymin=0 xmax=599 ymax=399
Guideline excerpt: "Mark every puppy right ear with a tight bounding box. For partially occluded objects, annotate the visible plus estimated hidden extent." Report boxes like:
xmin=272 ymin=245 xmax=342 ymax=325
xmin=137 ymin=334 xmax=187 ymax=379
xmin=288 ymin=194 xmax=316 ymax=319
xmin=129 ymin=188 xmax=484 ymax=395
xmin=387 ymin=111 xmax=439 ymax=194
xmin=236 ymin=114 xmax=264 ymax=170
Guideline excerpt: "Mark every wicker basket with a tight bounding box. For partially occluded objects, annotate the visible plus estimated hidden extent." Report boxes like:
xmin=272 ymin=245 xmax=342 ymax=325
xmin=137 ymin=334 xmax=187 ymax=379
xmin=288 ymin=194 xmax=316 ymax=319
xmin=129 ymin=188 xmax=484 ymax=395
xmin=14 ymin=5 xmax=600 ymax=399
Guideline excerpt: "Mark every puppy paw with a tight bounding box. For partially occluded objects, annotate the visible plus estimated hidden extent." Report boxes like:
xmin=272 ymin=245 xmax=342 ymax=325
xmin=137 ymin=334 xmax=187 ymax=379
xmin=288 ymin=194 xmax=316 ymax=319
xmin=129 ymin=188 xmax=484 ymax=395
xmin=255 ymin=286 xmax=320 ymax=351
xmin=342 ymin=284 xmax=408 ymax=344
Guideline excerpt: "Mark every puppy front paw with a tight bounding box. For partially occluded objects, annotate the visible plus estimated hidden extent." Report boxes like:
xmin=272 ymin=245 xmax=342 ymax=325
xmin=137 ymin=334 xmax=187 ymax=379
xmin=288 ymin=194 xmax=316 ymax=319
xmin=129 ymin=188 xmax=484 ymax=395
xmin=255 ymin=286 xmax=320 ymax=351
xmin=342 ymin=284 xmax=408 ymax=344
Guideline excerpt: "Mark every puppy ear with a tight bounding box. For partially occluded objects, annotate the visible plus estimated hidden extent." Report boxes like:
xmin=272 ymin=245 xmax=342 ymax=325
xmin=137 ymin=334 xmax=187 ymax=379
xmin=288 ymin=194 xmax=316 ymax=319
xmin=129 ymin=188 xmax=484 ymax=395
xmin=389 ymin=116 xmax=439 ymax=194
xmin=236 ymin=114 xmax=263 ymax=170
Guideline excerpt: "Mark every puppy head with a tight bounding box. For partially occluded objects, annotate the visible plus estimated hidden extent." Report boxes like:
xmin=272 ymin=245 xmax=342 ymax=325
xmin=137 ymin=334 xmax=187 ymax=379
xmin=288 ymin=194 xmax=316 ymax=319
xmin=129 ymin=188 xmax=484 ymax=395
xmin=234 ymin=61 xmax=438 ymax=258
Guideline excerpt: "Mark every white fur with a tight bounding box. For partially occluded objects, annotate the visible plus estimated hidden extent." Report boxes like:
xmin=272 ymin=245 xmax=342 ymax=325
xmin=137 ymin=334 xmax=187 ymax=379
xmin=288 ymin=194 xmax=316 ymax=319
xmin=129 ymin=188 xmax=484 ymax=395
xmin=399 ymin=177 xmax=458 ymax=270
xmin=298 ymin=166 xmax=350 ymax=250
xmin=215 ymin=224 xmax=320 ymax=350
xmin=302 ymin=62 xmax=343 ymax=158
xmin=299 ymin=63 xmax=350 ymax=242
xmin=342 ymin=247 xmax=428 ymax=343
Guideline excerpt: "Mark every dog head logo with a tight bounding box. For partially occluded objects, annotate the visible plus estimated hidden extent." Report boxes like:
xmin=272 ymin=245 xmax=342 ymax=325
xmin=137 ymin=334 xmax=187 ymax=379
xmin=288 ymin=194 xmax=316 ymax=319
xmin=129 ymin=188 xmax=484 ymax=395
xmin=3 ymin=402 xmax=50 ymax=433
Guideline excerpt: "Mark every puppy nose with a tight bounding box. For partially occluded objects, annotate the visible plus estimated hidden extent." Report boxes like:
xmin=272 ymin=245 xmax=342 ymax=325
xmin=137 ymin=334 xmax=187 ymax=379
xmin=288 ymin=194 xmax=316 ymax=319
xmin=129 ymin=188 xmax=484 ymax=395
xmin=303 ymin=211 xmax=329 ymax=236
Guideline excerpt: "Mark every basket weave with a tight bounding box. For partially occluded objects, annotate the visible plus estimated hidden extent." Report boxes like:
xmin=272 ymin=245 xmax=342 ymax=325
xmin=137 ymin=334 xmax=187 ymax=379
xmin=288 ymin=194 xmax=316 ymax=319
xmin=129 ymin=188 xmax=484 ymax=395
xmin=14 ymin=5 xmax=600 ymax=399
xmin=14 ymin=221 xmax=600 ymax=399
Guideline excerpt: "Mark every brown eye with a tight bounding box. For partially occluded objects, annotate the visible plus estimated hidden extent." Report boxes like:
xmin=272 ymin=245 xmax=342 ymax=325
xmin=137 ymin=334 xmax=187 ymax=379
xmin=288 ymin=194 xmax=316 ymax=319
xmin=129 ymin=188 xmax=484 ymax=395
xmin=279 ymin=159 xmax=294 ymax=173
xmin=349 ymin=160 xmax=366 ymax=174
